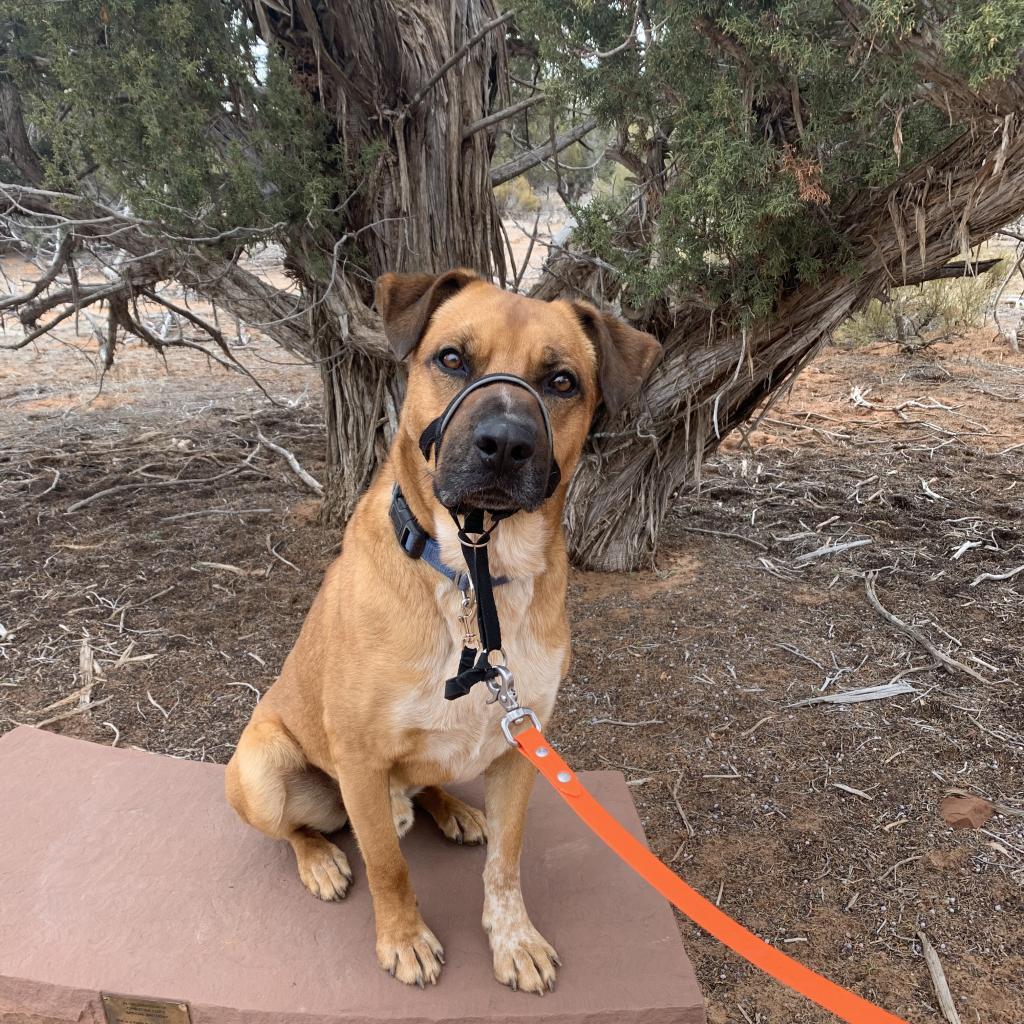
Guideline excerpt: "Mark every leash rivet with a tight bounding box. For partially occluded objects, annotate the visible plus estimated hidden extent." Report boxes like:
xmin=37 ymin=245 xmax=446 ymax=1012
xmin=556 ymin=770 xmax=571 ymax=783
xmin=535 ymin=746 xmax=549 ymax=758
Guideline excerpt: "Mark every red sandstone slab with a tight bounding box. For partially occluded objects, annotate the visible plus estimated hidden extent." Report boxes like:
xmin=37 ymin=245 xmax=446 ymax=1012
xmin=0 ymin=726 xmax=704 ymax=1024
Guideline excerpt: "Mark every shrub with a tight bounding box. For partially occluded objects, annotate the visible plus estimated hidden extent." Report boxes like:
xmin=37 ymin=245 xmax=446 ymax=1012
xmin=494 ymin=176 xmax=542 ymax=216
xmin=837 ymin=263 xmax=1004 ymax=350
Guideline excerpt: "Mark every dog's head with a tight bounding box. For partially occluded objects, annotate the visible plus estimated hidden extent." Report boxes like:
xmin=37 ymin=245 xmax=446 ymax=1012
xmin=377 ymin=269 xmax=661 ymax=514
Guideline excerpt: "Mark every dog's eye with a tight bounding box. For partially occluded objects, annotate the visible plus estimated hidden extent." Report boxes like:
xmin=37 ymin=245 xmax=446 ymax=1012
xmin=548 ymin=371 xmax=578 ymax=396
xmin=436 ymin=348 xmax=466 ymax=373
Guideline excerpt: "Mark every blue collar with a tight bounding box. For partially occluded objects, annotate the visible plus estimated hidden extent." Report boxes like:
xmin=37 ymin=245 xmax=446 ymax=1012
xmin=389 ymin=485 xmax=509 ymax=589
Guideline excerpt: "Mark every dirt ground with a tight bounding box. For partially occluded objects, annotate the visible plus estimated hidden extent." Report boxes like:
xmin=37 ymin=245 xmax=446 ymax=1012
xmin=1 ymin=262 xmax=1022 ymax=1023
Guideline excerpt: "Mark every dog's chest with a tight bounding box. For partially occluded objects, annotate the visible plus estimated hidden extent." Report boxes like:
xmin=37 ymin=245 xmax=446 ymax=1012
xmin=393 ymin=577 xmax=563 ymax=785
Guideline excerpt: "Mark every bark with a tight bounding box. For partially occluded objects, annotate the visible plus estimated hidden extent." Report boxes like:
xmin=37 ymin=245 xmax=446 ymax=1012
xmin=0 ymin=77 xmax=44 ymax=184
xmin=247 ymin=0 xmax=510 ymax=521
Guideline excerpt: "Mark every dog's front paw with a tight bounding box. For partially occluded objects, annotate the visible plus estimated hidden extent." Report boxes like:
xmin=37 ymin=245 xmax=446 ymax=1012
xmin=376 ymin=920 xmax=444 ymax=987
xmin=488 ymin=923 xmax=559 ymax=994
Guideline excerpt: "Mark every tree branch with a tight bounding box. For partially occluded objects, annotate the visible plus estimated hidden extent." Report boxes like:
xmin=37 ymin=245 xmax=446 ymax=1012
xmin=491 ymin=116 xmax=599 ymax=186
xmin=0 ymin=232 xmax=75 ymax=311
xmin=0 ymin=181 xmax=312 ymax=359
xmin=898 ymin=257 xmax=1002 ymax=287
xmin=462 ymin=93 xmax=545 ymax=140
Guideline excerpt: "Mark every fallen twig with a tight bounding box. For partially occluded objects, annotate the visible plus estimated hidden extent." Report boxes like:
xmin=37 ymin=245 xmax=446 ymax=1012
xmin=193 ymin=561 xmax=265 ymax=578
xmin=794 ymin=538 xmax=872 ymax=563
xmin=256 ymin=428 xmax=323 ymax=496
xmin=66 ymin=447 xmax=261 ymax=513
xmin=676 ymin=524 xmax=768 ymax=552
xmin=590 ymin=717 xmax=663 ymax=727
xmin=34 ymin=696 xmax=111 ymax=729
xmin=78 ymin=638 xmax=96 ymax=708
xmin=267 ymin=534 xmax=301 ymax=573
xmin=864 ymin=574 xmax=989 ymax=685
xmin=949 ymin=540 xmax=982 ymax=560
xmin=833 ymin=782 xmax=874 ymax=801
xmin=146 ymin=690 xmax=170 ymax=721
xmin=671 ymin=776 xmax=696 ymax=839
xmin=970 ymin=564 xmax=1024 ymax=587
xmin=226 ymin=681 xmax=262 ymax=703
xmin=161 ymin=507 xmax=272 ymax=521
xmin=879 ymin=853 xmax=923 ymax=881
xmin=787 ymin=681 xmax=917 ymax=708
xmin=739 ymin=715 xmax=774 ymax=738
xmin=917 ymin=931 xmax=962 ymax=1024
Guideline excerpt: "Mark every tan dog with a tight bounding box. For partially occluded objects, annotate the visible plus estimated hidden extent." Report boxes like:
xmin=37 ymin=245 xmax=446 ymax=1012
xmin=225 ymin=270 xmax=660 ymax=993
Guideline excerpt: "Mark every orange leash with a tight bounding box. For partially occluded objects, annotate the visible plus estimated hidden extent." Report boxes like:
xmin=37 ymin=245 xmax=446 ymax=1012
xmin=513 ymin=724 xmax=908 ymax=1024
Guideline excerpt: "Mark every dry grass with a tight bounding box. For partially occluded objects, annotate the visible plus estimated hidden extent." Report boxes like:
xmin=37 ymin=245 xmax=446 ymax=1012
xmin=837 ymin=269 xmax=1003 ymax=350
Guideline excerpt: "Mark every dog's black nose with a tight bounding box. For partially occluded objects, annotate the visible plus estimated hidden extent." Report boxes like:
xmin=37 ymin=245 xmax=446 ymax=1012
xmin=473 ymin=415 xmax=536 ymax=474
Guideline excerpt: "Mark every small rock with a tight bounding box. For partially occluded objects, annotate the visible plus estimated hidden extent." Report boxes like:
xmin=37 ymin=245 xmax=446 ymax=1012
xmin=939 ymin=795 xmax=994 ymax=830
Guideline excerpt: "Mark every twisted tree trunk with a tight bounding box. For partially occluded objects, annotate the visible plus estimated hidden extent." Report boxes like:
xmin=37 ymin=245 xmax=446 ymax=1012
xmin=560 ymin=123 xmax=1024 ymax=568
xmin=251 ymin=0 xmax=509 ymax=521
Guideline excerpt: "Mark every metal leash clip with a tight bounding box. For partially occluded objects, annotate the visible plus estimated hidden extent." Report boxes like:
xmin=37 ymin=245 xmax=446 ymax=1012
xmin=484 ymin=661 xmax=517 ymax=710
xmin=484 ymin=661 xmax=542 ymax=745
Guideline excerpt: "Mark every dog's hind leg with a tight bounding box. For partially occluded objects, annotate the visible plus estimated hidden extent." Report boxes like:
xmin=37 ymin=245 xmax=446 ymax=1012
xmin=226 ymin=714 xmax=353 ymax=900
xmin=414 ymin=786 xmax=488 ymax=844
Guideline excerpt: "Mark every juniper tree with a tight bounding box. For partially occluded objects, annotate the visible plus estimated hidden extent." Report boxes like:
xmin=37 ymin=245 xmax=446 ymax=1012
xmin=3 ymin=1 xmax=1023 ymax=568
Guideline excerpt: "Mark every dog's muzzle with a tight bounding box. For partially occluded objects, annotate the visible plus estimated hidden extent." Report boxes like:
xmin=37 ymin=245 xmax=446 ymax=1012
xmin=418 ymin=373 xmax=562 ymax=510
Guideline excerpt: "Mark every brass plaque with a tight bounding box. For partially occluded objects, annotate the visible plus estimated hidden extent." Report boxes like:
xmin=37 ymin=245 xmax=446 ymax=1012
xmin=101 ymin=993 xmax=191 ymax=1024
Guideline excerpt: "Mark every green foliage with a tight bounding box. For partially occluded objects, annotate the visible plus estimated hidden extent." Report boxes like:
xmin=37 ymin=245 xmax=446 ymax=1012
xmin=509 ymin=0 xmax=1022 ymax=319
xmin=2 ymin=0 xmax=343 ymax=237
xmin=4 ymin=0 xmax=1023 ymax=320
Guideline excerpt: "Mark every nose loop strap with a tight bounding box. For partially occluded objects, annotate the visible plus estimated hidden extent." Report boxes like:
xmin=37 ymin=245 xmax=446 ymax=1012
xmin=418 ymin=373 xmax=557 ymax=479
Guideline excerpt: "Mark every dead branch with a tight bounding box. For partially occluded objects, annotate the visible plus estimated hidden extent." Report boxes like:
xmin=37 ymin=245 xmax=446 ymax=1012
xmin=491 ymin=117 xmax=599 ymax=187
xmin=255 ymin=428 xmax=324 ymax=495
xmin=590 ymin=0 xmax=641 ymax=59
xmin=970 ymin=564 xmax=1024 ymax=586
xmin=0 ymin=232 xmax=75 ymax=312
xmin=65 ymin=446 xmax=261 ymax=513
xmin=917 ymin=932 xmax=963 ymax=1024
xmin=462 ymin=94 xmax=545 ymax=140
xmin=864 ymin=573 xmax=990 ymax=685
xmin=675 ymin=523 xmax=768 ymax=552
xmin=33 ymin=696 xmax=112 ymax=730
xmin=898 ymin=257 xmax=1002 ymax=287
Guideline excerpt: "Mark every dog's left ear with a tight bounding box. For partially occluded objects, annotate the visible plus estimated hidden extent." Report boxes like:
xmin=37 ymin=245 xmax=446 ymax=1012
xmin=570 ymin=300 xmax=662 ymax=415
xmin=376 ymin=269 xmax=478 ymax=360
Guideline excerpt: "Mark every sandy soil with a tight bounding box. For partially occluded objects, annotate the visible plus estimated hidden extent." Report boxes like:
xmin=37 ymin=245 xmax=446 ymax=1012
xmin=1 ymin=269 xmax=1022 ymax=1023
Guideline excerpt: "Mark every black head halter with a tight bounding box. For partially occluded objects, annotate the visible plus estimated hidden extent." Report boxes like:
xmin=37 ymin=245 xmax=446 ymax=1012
xmin=415 ymin=373 xmax=561 ymax=700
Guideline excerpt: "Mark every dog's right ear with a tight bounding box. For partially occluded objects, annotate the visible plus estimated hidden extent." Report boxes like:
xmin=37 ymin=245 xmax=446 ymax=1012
xmin=375 ymin=269 xmax=477 ymax=360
